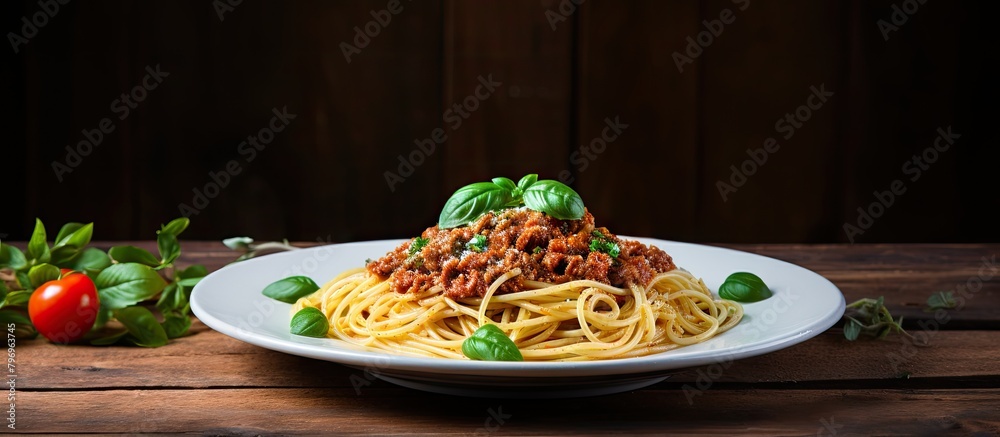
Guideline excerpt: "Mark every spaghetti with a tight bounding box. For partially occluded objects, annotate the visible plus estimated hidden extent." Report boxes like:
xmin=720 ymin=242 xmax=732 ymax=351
xmin=292 ymin=262 xmax=743 ymax=361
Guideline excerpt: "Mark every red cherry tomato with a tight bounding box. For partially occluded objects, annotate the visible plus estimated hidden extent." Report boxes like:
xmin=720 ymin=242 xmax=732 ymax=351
xmin=28 ymin=273 xmax=100 ymax=343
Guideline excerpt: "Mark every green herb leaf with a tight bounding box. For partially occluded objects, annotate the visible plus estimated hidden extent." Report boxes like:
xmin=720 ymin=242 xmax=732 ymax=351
xmin=15 ymin=271 xmax=31 ymax=291
xmin=157 ymin=232 xmax=181 ymax=266
xmin=438 ymin=182 xmax=514 ymax=229
xmin=522 ymin=180 xmax=585 ymax=221
xmin=223 ymin=236 xmax=254 ymax=250
xmin=109 ymin=246 xmax=162 ymax=267
xmin=3 ymin=290 xmax=31 ymax=308
xmin=516 ymin=174 xmax=538 ymax=191
xmin=492 ymin=177 xmax=517 ymax=192
xmin=27 ymin=218 xmax=50 ymax=263
xmin=926 ymin=291 xmax=956 ymax=311
xmin=177 ymin=277 xmax=203 ymax=287
xmin=114 ymin=306 xmax=169 ymax=347
xmin=466 ymin=234 xmax=488 ymax=253
xmin=0 ymin=243 xmax=28 ymax=270
xmin=156 ymin=283 xmax=182 ymax=313
xmin=95 ymin=263 xmax=169 ymax=309
xmin=54 ymin=222 xmax=86 ymax=245
xmin=159 ymin=218 xmax=190 ymax=236
xmin=50 ymin=222 xmax=94 ymax=265
xmin=161 ymin=313 xmax=192 ymax=339
xmin=0 ymin=282 xmax=7 ymax=303
xmin=176 ymin=264 xmax=208 ymax=280
xmin=408 ymin=237 xmax=430 ymax=256
xmin=89 ymin=329 xmax=128 ymax=346
xmin=0 ymin=309 xmax=36 ymax=338
xmin=28 ymin=263 xmax=60 ymax=288
xmin=65 ymin=247 xmax=112 ymax=276
xmin=843 ymin=318 xmax=862 ymax=341
xmin=262 ymin=276 xmax=320 ymax=303
xmin=718 ymin=272 xmax=773 ymax=302
xmin=462 ymin=324 xmax=523 ymax=361
xmin=290 ymin=307 xmax=329 ymax=337
xmin=589 ymin=231 xmax=620 ymax=258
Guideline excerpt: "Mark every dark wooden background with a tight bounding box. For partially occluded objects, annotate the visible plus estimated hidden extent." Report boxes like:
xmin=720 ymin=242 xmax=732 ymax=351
xmin=2 ymin=0 xmax=996 ymax=244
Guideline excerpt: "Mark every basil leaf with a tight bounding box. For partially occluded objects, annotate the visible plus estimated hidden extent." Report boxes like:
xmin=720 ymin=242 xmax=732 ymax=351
xmin=262 ymin=276 xmax=320 ymax=303
xmin=65 ymin=247 xmax=112 ymax=276
xmin=91 ymin=307 xmax=113 ymax=330
xmin=28 ymin=263 xmax=60 ymax=288
xmin=27 ymin=218 xmax=50 ymax=263
xmin=157 ymin=232 xmax=180 ymax=265
xmin=522 ymin=180 xmax=585 ymax=221
xmin=0 ymin=310 xmax=37 ymax=338
xmin=492 ymin=177 xmax=517 ymax=192
xmin=0 ymin=282 xmax=7 ymax=303
xmin=0 ymin=243 xmax=28 ymax=270
xmin=156 ymin=283 xmax=180 ymax=312
xmin=89 ymin=329 xmax=128 ymax=346
xmin=15 ymin=271 xmax=31 ymax=292
xmin=843 ymin=318 xmax=862 ymax=341
xmin=114 ymin=306 xmax=169 ymax=347
xmin=461 ymin=324 xmax=523 ymax=361
xmin=3 ymin=290 xmax=31 ymax=307
xmin=54 ymin=222 xmax=85 ymax=245
xmin=439 ymin=182 xmax=513 ymax=229
xmin=176 ymin=264 xmax=208 ymax=280
xmin=109 ymin=246 xmax=161 ymax=267
xmin=516 ymin=174 xmax=538 ymax=192
xmin=162 ymin=313 xmax=192 ymax=339
xmin=160 ymin=218 xmax=190 ymax=236
xmin=290 ymin=307 xmax=329 ymax=337
xmin=54 ymin=222 xmax=93 ymax=249
xmin=223 ymin=236 xmax=253 ymax=250
xmin=177 ymin=277 xmax=203 ymax=287
xmin=49 ymin=222 xmax=95 ymax=265
xmin=96 ymin=263 xmax=168 ymax=309
xmin=718 ymin=272 xmax=773 ymax=302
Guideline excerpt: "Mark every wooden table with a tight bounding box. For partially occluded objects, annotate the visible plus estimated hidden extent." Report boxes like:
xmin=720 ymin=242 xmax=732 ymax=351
xmin=13 ymin=242 xmax=1000 ymax=434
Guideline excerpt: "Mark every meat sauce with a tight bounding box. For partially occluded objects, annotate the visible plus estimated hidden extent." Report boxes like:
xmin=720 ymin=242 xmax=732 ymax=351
xmin=366 ymin=208 xmax=676 ymax=299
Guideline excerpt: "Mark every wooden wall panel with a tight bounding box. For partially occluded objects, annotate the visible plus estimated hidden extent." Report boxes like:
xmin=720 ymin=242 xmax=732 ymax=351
xmin=1 ymin=0 xmax=992 ymax=243
xmin=442 ymin=0 xmax=573 ymax=193
xmin=696 ymin=0 xmax=847 ymax=243
xmin=575 ymin=0 xmax=701 ymax=240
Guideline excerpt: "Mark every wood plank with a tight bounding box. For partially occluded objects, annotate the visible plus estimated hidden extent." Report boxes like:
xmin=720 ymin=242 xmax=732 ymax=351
xmin=15 ymin=388 xmax=1000 ymax=434
xmin=18 ymin=324 xmax=999 ymax=390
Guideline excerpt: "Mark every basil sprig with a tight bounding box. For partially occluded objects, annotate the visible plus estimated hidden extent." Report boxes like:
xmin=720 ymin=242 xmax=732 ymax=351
xmin=718 ymin=272 xmax=773 ymax=302
xmin=461 ymin=324 xmax=523 ymax=361
xmin=438 ymin=174 xmax=585 ymax=229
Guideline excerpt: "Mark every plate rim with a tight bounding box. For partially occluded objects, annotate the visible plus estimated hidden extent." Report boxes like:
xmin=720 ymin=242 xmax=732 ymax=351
xmin=191 ymin=238 xmax=846 ymax=378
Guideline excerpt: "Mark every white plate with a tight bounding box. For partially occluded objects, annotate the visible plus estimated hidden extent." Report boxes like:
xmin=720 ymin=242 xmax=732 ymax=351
xmin=191 ymin=238 xmax=845 ymax=398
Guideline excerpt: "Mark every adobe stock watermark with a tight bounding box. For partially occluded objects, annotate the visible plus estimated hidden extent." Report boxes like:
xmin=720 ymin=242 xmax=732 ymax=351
xmin=716 ymin=83 xmax=833 ymax=202
xmin=349 ymin=356 xmax=392 ymax=395
xmin=683 ymin=289 xmax=801 ymax=404
xmin=234 ymin=235 xmax=335 ymax=336
xmin=213 ymin=0 xmax=242 ymax=21
xmin=177 ymin=107 xmax=296 ymax=217
xmin=817 ymin=416 xmax=844 ymax=436
xmin=544 ymin=0 xmax=584 ymax=31
xmin=842 ymin=125 xmax=959 ymax=243
xmin=557 ymin=116 xmax=628 ymax=184
xmin=383 ymin=74 xmax=502 ymax=192
xmin=340 ymin=0 xmax=412 ymax=64
xmin=474 ymin=406 xmax=512 ymax=436
xmin=878 ymin=0 xmax=928 ymax=41
xmin=886 ymin=254 xmax=996 ymax=373
xmin=7 ymin=0 xmax=70 ymax=54
xmin=672 ymin=0 xmax=750 ymax=73
xmin=50 ymin=64 xmax=170 ymax=182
